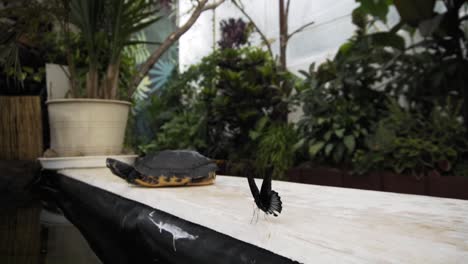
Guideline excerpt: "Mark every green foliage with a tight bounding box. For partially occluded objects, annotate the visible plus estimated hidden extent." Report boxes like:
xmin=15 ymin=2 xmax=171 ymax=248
xmin=353 ymin=99 xmax=468 ymax=175
xmin=297 ymin=90 xmax=372 ymax=166
xmin=135 ymin=68 xmax=190 ymax=145
xmin=143 ymin=47 xmax=298 ymax=159
xmin=4 ymin=66 xmax=44 ymax=83
xmin=354 ymin=0 xmax=393 ymax=22
xmin=140 ymin=110 xmax=207 ymax=153
xmin=298 ymin=6 xmax=468 ymax=175
xmin=0 ymin=0 xmax=53 ymax=90
xmin=355 ymin=0 xmax=468 ymax=127
xmin=298 ymin=1 xmax=468 ymax=175
xmin=41 ymin=31 xmax=138 ymax=99
xmin=296 ymin=21 xmax=395 ymax=166
xmin=393 ymin=0 xmax=436 ymax=27
xmin=454 ymin=162 xmax=468 ymax=178
xmin=251 ymin=119 xmax=299 ymax=180
xmin=118 ymin=50 xmax=139 ymax=98
xmin=66 ymin=0 xmax=163 ymax=98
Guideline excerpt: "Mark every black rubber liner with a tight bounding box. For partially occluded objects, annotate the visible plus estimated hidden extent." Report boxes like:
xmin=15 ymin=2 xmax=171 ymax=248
xmin=39 ymin=170 xmax=301 ymax=264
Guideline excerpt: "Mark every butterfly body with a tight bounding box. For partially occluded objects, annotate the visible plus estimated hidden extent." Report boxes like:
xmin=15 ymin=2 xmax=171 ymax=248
xmin=247 ymin=173 xmax=282 ymax=217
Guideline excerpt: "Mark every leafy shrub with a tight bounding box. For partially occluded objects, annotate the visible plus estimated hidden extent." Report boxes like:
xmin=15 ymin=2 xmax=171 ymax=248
xmin=135 ymin=69 xmax=194 ymax=150
xmin=297 ymin=95 xmax=372 ymax=166
xmin=250 ymin=118 xmax=299 ymax=179
xmin=140 ymin=46 xmax=299 ymax=162
xmin=139 ymin=110 xmax=207 ymax=153
xmin=353 ymin=99 xmax=468 ymax=175
xmin=297 ymin=53 xmax=386 ymax=167
xmin=199 ymin=47 xmax=296 ymax=158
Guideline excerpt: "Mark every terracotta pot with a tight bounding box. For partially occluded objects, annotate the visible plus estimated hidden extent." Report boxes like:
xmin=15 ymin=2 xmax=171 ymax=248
xmin=343 ymin=171 xmax=382 ymax=191
xmin=46 ymin=99 xmax=131 ymax=157
xmin=428 ymin=172 xmax=468 ymax=200
xmin=381 ymin=171 xmax=427 ymax=195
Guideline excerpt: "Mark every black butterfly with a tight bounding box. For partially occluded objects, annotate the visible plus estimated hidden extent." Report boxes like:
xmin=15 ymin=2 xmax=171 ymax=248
xmin=247 ymin=173 xmax=282 ymax=217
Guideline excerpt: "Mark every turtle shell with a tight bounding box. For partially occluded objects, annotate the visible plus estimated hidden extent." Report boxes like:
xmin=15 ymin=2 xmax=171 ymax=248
xmin=135 ymin=150 xmax=217 ymax=178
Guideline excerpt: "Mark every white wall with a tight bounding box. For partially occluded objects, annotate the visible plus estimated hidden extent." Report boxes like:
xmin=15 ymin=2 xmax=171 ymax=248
xmin=179 ymin=0 xmax=359 ymax=73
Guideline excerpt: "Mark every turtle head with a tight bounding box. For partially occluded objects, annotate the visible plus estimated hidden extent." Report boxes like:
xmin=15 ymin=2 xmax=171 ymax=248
xmin=106 ymin=158 xmax=135 ymax=182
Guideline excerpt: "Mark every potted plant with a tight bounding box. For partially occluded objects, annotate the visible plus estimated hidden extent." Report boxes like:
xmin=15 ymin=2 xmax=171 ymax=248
xmin=41 ymin=0 xmax=163 ymax=156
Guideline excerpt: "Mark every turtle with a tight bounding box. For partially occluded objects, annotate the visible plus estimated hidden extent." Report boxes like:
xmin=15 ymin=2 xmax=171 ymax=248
xmin=106 ymin=150 xmax=217 ymax=187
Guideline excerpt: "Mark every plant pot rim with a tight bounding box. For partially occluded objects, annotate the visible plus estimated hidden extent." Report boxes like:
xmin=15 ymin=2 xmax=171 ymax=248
xmin=46 ymin=98 xmax=131 ymax=106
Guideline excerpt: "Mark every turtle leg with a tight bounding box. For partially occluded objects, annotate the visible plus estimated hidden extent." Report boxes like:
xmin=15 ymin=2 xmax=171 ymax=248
xmin=187 ymin=172 xmax=217 ymax=186
xmin=126 ymin=170 xmax=141 ymax=183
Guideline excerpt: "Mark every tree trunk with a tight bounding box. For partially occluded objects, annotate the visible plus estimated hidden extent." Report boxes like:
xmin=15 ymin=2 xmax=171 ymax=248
xmin=106 ymin=59 xmax=121 ymax=100
xmin=279 ymin=0 xmax=288 ymax=70
xmin=86 ymin=64 xmax=99 ymax=98
xmin=0 ymin=96 xmax=43 ymax=160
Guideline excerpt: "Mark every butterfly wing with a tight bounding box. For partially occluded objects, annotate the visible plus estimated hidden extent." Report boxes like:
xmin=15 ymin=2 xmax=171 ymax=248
xmin=268 ymin=190 xmax=282 ymax=216
xmin=260 ymin=173 xmax=282 ymax=216
xmin=259 ymin=173 xmax=272 ymax=203
xmin=246 ymin=174 xmax=261 ymax=204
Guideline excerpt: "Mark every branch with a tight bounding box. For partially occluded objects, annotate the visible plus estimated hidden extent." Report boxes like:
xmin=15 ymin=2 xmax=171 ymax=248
xmin=285 ymin=0 xmax=291 ymax=20
xmin=287 ymin=20 xmax=314 ymax=41
xmin=202 ymin=0 xmax=225 ymax=11
xmin=130 ymin=0 xmax=225 ymax=96
xmin=232 ymin=0 xmax=274 ymax=58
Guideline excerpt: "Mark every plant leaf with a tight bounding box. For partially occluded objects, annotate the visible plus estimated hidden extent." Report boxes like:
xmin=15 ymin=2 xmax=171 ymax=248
xmin=293 ymin=138 xmax=305 ymax=151
xmin=335 ymin=128 xmax=345 ymax=138
xmin=325 ymin=143 xmax=334 ymax=156
xmin=356 ymin=0 xmax=392 ymax=22
xmin=344 ymin=135 xmax=356 ymax=153
xmin=366 ymin=32 xmax=406 ymax=51
xmin=333 ymin=143 xmax=345 ymax=163
xmin=309 ymin=141 xmax=325 ymax=157
xmin=394 ymin=0 xmax=436 ymax=26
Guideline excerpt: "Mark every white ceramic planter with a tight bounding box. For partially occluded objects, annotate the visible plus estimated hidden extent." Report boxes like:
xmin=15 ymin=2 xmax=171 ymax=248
xmin=46 ymin=99 xmax=131 ymax=157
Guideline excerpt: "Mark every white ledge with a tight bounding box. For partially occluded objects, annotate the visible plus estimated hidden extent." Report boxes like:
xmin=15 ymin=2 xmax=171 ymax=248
xmin=59 ymin=168 xmax=468 ymax=264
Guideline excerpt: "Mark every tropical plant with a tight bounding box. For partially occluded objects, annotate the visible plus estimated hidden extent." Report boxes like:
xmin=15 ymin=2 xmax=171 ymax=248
xmin=297 ymin=90 xmax=373 ymax=166
xmin=54 ymin=0 xmax=164 ymax=99
xmin=296 ymin=17 xmax=395 ymax=166
xmin=194 ymin=47 xmax=298 ymax=159
xmin=139 ymin=110 xmax=207 ymax=153
xmin=354 ymin=0 xmax=468 ymax=129
xmin=134 ymin=67 xmax=190 ymax=146
xmin=353 ymin=98 xmax=468 ymax=176
xmin=250 ymin=118 xmax=299 ymax=179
